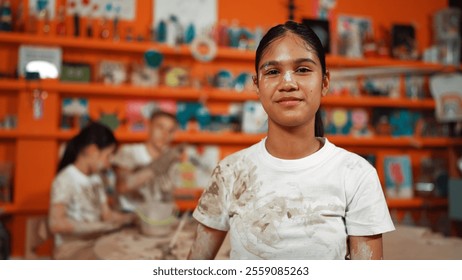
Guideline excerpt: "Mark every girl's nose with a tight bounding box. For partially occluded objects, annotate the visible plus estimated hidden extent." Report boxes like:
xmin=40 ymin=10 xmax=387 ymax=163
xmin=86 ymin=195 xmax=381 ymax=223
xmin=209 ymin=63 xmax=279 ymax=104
xmin=279 ymin=71 xmax=298 ymax=91
xmin=283 ymin=71 xmax=294 ymax=82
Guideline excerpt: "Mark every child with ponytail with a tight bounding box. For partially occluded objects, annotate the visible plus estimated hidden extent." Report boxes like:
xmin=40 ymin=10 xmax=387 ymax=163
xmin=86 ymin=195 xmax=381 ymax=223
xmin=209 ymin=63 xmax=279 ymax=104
xmin=48 ymin=122 xmax=134 ymax=259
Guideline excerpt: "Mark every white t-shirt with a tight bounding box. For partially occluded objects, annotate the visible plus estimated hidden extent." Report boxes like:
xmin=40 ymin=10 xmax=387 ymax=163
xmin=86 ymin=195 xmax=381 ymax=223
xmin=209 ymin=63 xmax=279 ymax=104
xmin=193 ymin=138 xmax=395 ymax=260
xmin=112 ymin=143 xmax=177 ymax=211
xmin=50 ymin=164 xmax=107 ymax=247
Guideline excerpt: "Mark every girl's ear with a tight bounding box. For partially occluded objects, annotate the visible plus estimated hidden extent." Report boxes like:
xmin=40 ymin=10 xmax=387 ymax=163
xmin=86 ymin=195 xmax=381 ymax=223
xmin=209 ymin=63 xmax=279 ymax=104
xmin=252 ymin=75 xmax=259 ymax=94
xmin=321 ymin=70 xmax=330 ymax=97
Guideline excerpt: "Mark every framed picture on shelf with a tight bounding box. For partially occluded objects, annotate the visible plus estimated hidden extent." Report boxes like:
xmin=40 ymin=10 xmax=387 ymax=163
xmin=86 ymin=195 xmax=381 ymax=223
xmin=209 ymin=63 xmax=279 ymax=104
xmin=97 ymin=60 xmax=128 ymax=85
xmin=337 ymin=15 xmax=373 ymax=58
xmin=391 ymin=24 xmax=418 ymax=60
xmin=384 ymin=155 xmax=413 ymax=198
xmin=430 ymin=73 xmax=462 ymax=122
xmin=18 ymin=45 xmax=62 ymax=78
xmin=60 ymin=98 xmax=90 ymax=130
xmin=302 ymin=18 xmax=331 ymax=53
xmin=60 ymin=63 xmax=91 ymax=83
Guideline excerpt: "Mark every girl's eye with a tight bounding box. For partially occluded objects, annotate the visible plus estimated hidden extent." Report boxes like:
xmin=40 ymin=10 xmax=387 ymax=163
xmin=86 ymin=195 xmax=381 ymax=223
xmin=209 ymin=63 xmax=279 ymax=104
xmin=296 ymin=67 xmax=311 ymax=73
xmin=264 ymin=69 xmax=279 ymax=76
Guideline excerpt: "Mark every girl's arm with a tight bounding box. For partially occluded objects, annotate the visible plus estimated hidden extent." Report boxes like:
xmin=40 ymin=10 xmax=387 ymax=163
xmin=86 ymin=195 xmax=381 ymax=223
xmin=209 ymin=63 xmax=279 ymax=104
xmin=348 ymin=234 xmax=383 ymax=260
xmin=187 ymin=223 xmax=227 ymax=260
xmin=48 ymin=203 xmax=120 ymax=237
xmin=100 ymin=202 xmax=135 ymax=225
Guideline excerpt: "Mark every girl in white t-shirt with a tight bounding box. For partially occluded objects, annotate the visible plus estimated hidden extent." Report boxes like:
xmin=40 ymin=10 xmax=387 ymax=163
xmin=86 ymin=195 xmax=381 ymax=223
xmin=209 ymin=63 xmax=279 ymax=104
xmin=48 ymin=122 xmax=134 ymax=259
xmin=188 ymin=21 xmax=395 ymax=260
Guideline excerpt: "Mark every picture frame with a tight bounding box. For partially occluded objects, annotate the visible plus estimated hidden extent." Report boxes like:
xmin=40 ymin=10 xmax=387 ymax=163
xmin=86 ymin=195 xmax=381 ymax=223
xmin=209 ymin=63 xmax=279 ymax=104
xmin=384 ymin=155 xmax=413 ymax=198
xmin=302 ymin=18 xmax=331 ymax=53
xmin=391 ymin=24 xmax=418 ymax=60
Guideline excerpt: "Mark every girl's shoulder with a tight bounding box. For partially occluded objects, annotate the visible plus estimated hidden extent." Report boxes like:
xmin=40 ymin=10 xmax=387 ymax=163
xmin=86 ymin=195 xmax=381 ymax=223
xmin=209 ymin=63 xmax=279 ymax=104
xmin=52 ymin=165 xmax=89 ymax=188
xmin=326 ymin=140 xmax=375 ymax=172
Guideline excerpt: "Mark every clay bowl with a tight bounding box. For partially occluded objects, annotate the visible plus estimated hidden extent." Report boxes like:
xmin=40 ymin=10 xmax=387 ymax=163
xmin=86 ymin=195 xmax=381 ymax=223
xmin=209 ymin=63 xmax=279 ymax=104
xmin=136 ymin=202 xmax=178 ymax=237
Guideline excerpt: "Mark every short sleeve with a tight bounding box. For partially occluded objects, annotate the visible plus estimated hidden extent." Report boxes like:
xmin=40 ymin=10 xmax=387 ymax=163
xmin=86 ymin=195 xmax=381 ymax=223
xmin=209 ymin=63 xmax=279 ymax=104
xmin=192 ymin=163 xmax=231 ymax=231
xmin=112 ymin=145 xmax=137 ymax=170
xmin=345 ymin=167 xmax=395 ymax=236
xmin=50 ymin=178 xmax=72 ymax=205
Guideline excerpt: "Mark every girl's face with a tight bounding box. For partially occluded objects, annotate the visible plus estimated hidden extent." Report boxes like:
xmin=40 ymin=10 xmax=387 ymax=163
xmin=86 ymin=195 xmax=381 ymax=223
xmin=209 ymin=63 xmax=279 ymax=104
xmin=255 ymin=33 xmax=329 ymax=130
xmin=85 ymin=144 xmax=116 ymax=174
xmin=148 ymin=116 xmax=177 ymax=152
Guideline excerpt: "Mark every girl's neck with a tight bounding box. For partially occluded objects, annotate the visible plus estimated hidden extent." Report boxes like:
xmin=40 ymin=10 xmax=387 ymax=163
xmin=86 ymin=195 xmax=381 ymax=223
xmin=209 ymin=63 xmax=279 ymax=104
xmin=265 ymin=124 xmax=321 ymax=160
xmin=73 ymin=158 xmax=91 ymax=176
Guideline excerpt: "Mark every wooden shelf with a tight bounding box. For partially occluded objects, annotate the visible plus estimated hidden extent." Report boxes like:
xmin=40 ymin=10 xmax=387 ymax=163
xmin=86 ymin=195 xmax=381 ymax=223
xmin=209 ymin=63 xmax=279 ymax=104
xmin=56 ymin=130 xmax=266 ymax=144
xmin=0 ymin=203 xmax=16 ymax=214
xmin=0 ymin=130 xmax=19 ymax=139
xmin=322 ymin=95 xmax=435 ymax=109
xmin=0 ymin=32 xmax=453 ymax=69
xmin=329 ymin=136 xmax=462 ymax=148
xmin=0 ymin=79 xmax=438 ymax=108
xmin=207 ymin=88 xmax=258 ymax=101
xmin=54 ymin=83 xmax=203 ymax=100
xmin=0 ymin=32 xmax=253 ymax=61
xmin=0 ymin=32 xmax=191 ymax=56
xmin=387 ymin=197 xmax=448 ymax=209
xmin=0 ymin=79 xmax=24 ymax=91
xmin=4 ymin=127 xmax=462 ymax=147
xmin=51 ymin=131 xmax=462 ymax=147
xmin=327 ymin=55 xmax=448 ymax=71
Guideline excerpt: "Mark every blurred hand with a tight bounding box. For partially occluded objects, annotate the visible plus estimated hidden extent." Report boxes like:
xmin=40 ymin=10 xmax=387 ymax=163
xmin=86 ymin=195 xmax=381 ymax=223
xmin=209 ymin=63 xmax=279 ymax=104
xmin=150 ymin=145 xmax=184 ymax=175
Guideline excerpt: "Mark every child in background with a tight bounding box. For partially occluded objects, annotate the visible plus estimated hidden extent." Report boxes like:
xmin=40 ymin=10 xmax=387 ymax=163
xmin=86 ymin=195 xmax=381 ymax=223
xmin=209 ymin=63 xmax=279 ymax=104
xmin=48 ymin=122 xmax=134 ymax=260
xmin=188 ymin=21 xmax=394 ymax=260
xmin=112 ymin=110 xmax=182 ymax=212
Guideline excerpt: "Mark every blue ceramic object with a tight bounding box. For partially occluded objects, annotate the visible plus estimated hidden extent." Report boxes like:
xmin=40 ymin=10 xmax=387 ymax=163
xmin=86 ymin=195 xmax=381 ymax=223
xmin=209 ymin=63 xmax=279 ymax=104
xmin=185 ymin=23 xmax=195 ymax=44
xmin=157 ymin=20 xmax=167 ymax=43
xmin=144 ymin=50 xmax=163 ymax=68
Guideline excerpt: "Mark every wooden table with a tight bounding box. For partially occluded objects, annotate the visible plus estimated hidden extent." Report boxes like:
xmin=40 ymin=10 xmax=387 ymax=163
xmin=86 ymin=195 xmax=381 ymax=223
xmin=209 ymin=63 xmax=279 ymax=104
xmin=94 ymin=218 xmax=230 ymax=260
xmin=95 ymin=220 xmax=462 ymax=260
xmin=383 ymin=225 xmax=462 ymax=260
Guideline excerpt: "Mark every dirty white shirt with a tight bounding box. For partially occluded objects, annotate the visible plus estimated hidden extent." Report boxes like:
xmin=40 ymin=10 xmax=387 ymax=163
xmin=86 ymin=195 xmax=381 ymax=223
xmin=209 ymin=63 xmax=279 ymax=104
xmin=112 ymin=143 xmax=177 ymax=211
xmin=193 ymin=137 xmax=395 ymax=260
xmin=50 ymin=164 xmax=107 ymax=247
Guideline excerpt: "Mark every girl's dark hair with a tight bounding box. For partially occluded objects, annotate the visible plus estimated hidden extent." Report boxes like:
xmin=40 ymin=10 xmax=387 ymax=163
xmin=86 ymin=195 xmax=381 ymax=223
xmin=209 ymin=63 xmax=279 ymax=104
xmin=255 ymin=21 xmax=325 ymax=137
xmin=57 ymin=122 xmax=117 ymax=173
